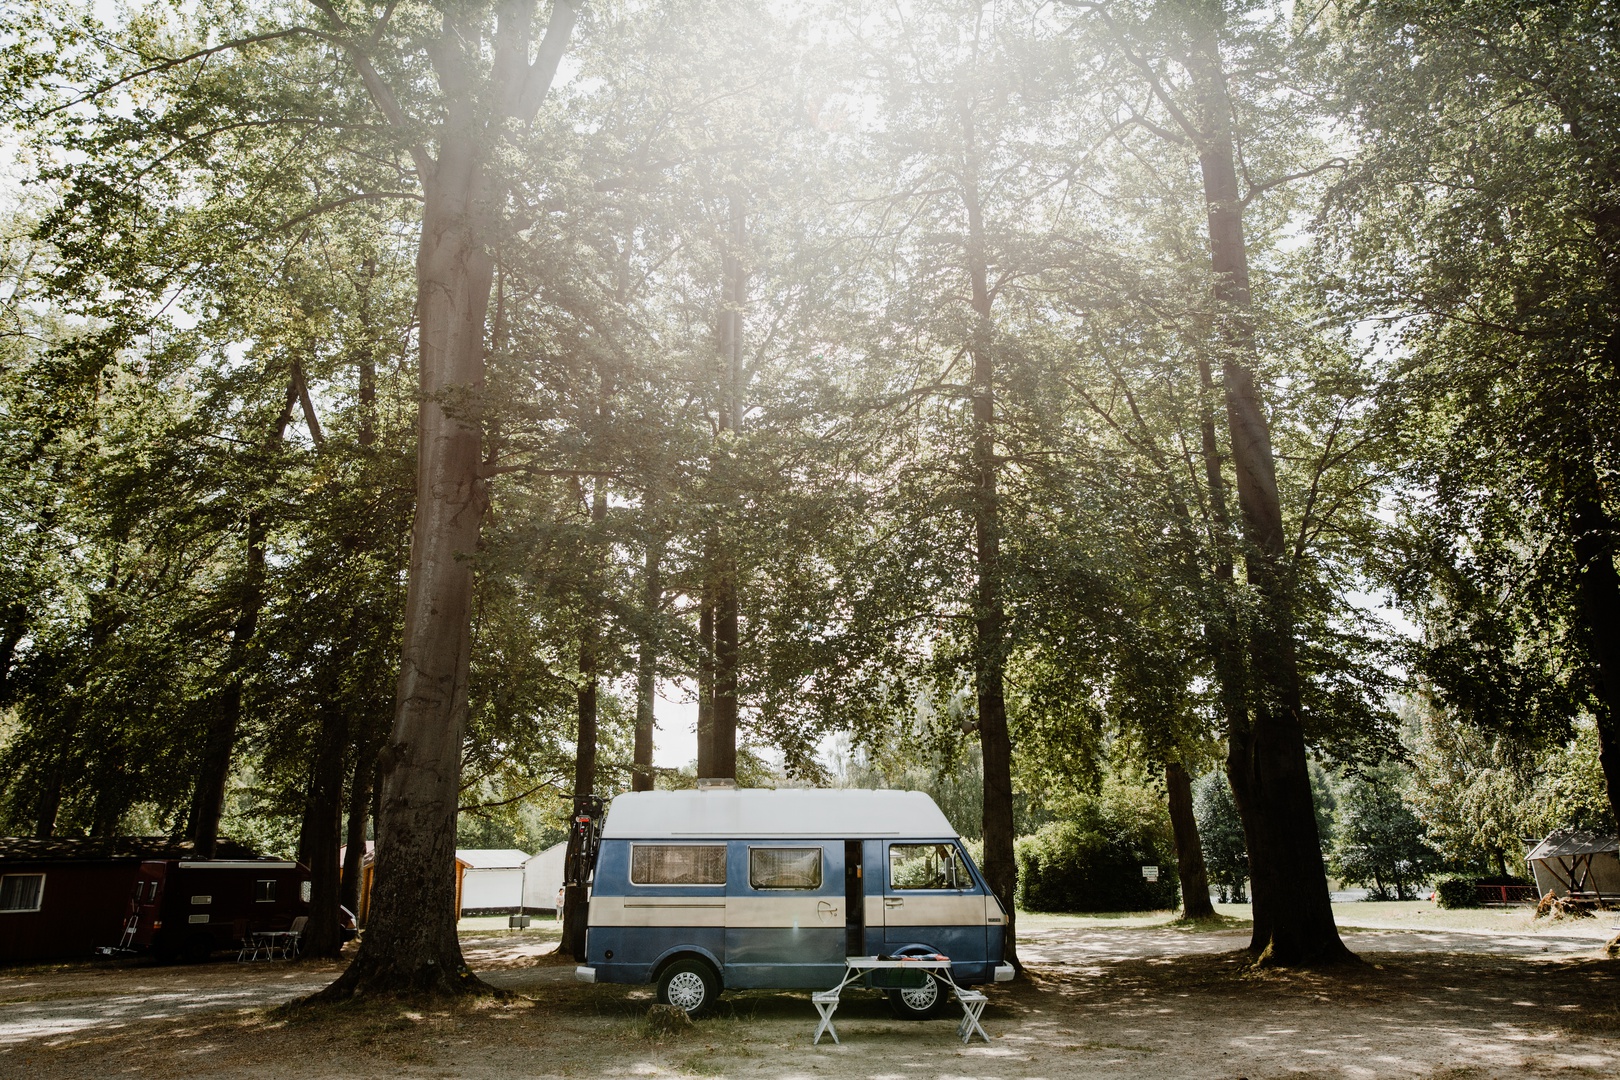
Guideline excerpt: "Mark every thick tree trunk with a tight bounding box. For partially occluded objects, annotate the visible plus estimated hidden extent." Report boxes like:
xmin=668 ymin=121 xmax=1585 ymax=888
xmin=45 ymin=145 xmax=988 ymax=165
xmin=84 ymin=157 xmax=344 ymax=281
xmin=1188 ymin=27 xmax=1348 ymax=966
xmin=1565 ymin=455 xmax=1620 ymax=828
xmin=1166 ymin=761 xmax=1215 ymax=919
xmin=633 ymin=524 xmax=664 ymax=793
xmin=1192 ymin=348 xmax=1271 ymax=948
xmin=704 ymin=198 xmax=745 ymax=781
xmin=561 ymin=478 xmax=607 ymax=959
xmin=696 ymin=588 xmax=715 ymax=776
xmin=34 ymin=753 xmax=64 ymax=839
xmin=35 ymin=696 xmax=80 ymax=837
xmin=320 ymin=133 xmax=493 ymax=998
xmin=560 ymin=669 xmax=597 ymax=958
xmin=190 ymin=381 xmax=296 ymax=856
xmin=0 ymin=602 xmax=26 ymax=707
xmin=958 ymin=105 xmax=1020 ymax=970
xmin=712 ymin=568 xmax=739 ymax=780
xmin=300 ymin=697 xmax=348 ymax=959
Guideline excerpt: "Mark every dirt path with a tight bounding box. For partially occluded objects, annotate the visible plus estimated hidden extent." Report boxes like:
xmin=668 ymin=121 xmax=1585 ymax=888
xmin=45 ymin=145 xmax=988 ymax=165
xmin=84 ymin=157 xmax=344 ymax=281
xmin=2 ymin=925 xmax=1615 ymax=1079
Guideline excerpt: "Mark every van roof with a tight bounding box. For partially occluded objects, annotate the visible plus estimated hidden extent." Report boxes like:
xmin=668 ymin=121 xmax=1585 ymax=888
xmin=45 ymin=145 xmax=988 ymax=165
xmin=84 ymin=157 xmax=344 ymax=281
xmin=599 ymin=788 xmax=958 ymax=840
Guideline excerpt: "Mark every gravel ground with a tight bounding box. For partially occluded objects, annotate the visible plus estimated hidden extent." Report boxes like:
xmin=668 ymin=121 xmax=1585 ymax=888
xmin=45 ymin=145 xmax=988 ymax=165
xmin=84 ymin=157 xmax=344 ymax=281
xmin=1 ymin=918 xmax=1615 ymax=1079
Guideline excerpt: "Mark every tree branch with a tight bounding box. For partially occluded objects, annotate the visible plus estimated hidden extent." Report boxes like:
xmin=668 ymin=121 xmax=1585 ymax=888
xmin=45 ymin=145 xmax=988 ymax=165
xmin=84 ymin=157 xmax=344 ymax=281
xmin=514 ymin=0 xmax=581 ymax=120
xmin=306 ymin=0 xmax=433 ymax=175
xmin=276 ymin=190 xmax=425 ymax=234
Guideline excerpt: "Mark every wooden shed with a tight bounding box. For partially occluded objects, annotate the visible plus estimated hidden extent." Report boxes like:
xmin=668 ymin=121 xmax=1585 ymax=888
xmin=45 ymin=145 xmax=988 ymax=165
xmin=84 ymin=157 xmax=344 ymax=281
xmin=344 ymin=843 xmax=468 ymax=926
xmin=0 ymin=836 xmax=259 ymax=963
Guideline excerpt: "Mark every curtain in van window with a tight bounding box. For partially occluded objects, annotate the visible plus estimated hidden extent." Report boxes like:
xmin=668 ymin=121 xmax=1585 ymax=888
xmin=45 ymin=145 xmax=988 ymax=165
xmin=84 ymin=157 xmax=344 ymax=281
xmin=631 ymin=845 xmax=727 ymax=885
xmin=749 ymin=847 xmax=822 ymax=889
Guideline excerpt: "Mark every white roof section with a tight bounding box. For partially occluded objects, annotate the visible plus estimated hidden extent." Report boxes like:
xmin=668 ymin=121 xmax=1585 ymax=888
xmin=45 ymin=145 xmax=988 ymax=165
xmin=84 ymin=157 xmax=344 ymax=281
xmin=600 ymin=789 xmax=957 ymax=840
xmin=523 ymin=840 xmax=568 ymax=865
xmin=1527 ymin=829 xmax=1619 ymax=861
xmin=455 ymin=848 xmax=531 ymax=869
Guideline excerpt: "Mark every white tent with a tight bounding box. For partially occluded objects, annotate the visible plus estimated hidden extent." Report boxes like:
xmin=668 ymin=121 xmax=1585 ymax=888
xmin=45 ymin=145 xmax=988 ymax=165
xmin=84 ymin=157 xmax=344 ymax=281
xmin=456 ymin=848 xmax=530 ymax=914
xmin=522 ymin=841 xmax=568 ymax=914
xmin=1526 ymin=830 xmax=1620 ymax=902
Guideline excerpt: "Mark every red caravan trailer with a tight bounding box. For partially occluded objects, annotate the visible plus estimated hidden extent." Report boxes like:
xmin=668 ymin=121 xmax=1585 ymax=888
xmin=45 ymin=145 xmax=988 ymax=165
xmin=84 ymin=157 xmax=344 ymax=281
xmin=123 ymin=858 xmax=312 ymax=962
xmin=0 ymin=837 xmax=263 ymax=964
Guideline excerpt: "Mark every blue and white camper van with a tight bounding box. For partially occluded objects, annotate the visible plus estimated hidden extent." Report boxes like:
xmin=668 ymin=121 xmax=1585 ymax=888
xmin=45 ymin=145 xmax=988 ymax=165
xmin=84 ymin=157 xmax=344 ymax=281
xmin=575 ymin=787 xmax=1013 ymax=1016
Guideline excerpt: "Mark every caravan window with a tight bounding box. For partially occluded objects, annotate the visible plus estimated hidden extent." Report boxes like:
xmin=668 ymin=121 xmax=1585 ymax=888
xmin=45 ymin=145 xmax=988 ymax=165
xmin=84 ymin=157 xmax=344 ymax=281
xmin=0 ymin=873 xmax=45 ymax=912
xmin=749 ymin=848 xmax=822 ymax=890
xmin=890 ymin=844 xmax=972 ymax=890
xmin=631 ymin=845 xmax=727 ymax=885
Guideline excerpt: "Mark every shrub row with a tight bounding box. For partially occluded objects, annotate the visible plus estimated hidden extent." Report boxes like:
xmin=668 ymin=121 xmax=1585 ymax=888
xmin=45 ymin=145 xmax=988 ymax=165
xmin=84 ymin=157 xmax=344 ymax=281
xmin=1014 ymin=820 xmax=1180 ymax=913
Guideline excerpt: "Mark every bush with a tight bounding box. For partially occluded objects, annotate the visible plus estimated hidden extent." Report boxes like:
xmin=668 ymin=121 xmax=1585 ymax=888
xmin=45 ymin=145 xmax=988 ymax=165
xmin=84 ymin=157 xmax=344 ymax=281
xmin=1434 ymin=875 xmax=1478 ymax=909
xmin=1015 ymin=820 xmax=1180 ymax=913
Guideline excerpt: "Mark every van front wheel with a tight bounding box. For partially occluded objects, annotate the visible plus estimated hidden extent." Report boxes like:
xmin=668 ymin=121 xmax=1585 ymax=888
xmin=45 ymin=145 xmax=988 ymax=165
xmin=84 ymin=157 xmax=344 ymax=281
xmin=657 ymin=959 xmax=719 ymax=1017
xmin=886 ymin=974 xmax=947 ymax=1019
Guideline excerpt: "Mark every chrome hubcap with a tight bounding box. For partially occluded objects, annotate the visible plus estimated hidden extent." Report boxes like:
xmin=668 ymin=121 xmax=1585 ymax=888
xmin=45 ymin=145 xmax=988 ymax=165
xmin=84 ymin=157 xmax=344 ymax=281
xmin=667 ymin=970 xmax=707 ymax=1012
xmin=899 ymin=978 xmax=939 ymax=1012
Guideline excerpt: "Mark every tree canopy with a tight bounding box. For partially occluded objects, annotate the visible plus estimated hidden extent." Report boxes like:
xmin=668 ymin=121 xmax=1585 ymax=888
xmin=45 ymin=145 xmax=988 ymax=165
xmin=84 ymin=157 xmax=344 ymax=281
xmin=2 ymin=0 xmax=1618 ymax=986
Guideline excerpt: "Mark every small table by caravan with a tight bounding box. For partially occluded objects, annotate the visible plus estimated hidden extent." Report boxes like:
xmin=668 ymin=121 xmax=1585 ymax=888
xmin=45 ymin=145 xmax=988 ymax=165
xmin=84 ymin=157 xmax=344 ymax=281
xmin=812 ymin=956 xmax=990 ymax=1046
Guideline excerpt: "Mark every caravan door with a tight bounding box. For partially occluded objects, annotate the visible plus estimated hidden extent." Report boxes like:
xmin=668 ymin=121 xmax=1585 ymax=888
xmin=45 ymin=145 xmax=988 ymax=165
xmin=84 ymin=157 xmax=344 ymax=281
xmin=724 ymin=841 xmax=846 ymax=988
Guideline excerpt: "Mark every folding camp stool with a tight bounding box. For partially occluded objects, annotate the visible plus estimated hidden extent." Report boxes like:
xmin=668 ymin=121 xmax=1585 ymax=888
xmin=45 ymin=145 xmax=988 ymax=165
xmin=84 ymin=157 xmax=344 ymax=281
xmin=955 ymin=989 xmax=989 ymax=1044
xmin=811 ymin=990 xmax=843 ymax=1045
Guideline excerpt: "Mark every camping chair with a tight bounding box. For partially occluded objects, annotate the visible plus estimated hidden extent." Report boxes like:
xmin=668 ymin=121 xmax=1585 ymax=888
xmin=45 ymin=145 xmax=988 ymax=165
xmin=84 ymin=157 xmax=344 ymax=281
xmin=280 ymin=916 xmax=308 ymax=959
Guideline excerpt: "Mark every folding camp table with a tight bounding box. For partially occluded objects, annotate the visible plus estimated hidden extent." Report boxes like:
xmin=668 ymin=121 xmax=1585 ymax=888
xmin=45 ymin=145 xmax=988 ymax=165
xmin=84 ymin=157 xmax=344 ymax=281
xmin=812 ymin=956 xmax=989 ymax=1045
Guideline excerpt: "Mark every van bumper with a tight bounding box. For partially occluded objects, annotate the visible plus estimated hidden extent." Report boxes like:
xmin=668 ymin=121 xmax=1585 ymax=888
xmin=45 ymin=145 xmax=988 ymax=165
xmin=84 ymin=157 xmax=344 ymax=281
xmin=993 ymin=963 xmax=1014 ymax=982
xmin=575 ymin=966 xmax=596 ymax=983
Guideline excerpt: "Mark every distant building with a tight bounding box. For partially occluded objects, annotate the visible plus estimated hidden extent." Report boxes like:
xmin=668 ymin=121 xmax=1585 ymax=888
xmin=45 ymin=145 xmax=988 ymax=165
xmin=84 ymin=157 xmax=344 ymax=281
xmin=522 ymin=841 xmax=568 ymax=914
xmin=455 ymin=849 xmax=530 ymax=915
xmin=0 ymin=836 xmax=260 ymax=963
xmin=1525 ymin=830 xmax=1620 ymax=903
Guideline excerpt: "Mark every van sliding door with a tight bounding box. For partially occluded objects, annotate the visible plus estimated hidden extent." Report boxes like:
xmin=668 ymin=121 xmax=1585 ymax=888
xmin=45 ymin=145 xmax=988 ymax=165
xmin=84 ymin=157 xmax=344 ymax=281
xmin=723 ymin=841 xmax=845 ymax=989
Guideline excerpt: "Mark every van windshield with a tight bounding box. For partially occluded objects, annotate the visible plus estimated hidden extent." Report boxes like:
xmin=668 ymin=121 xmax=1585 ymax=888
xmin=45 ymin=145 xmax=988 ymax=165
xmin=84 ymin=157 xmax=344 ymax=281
xmin=890 ymin=843 xmax=972 ymax=890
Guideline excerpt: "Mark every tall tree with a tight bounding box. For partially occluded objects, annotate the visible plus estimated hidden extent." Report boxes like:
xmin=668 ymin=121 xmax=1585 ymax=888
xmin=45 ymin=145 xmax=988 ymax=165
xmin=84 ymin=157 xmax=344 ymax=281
xmin=1324 ymin=0 xmax=1620 ymax=831
xmin=307 ymin=0 xmax=580 ymax=996
xmin=1072 ymin=0 xmax=1356 ymax=964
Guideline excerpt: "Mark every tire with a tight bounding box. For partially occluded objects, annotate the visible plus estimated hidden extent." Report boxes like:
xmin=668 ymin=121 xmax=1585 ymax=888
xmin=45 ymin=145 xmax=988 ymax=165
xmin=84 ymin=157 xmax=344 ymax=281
xmin=657 ymin=958 xmax=720 ymax=1017
xmin=886 ymin=973 xmax=947 ymax=1020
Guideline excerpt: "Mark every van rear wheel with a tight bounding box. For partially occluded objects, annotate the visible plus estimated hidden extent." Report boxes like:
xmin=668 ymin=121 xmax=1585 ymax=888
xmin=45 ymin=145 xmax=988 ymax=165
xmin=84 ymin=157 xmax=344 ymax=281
xmin=886 ymin=974 xmax=947 ymax=1019
xmin=657 ymin=959 xmax=719 ymax=1017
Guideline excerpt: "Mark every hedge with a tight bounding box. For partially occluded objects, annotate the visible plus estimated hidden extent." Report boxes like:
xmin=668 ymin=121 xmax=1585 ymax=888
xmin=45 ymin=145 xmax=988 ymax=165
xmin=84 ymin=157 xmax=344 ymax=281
xmin=1015 ymin=820 xmax=1180 ymax=913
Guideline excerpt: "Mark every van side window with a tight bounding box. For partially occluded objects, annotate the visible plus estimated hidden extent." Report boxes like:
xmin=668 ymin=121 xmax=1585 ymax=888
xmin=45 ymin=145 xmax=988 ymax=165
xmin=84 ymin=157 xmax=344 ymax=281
xmin=890 ymin=844 xmax=972 ymax=890
xmin=631 ymin=845 xmax=727 ymax=885
xmin=749 ymin=848 xmax=822 ymax=890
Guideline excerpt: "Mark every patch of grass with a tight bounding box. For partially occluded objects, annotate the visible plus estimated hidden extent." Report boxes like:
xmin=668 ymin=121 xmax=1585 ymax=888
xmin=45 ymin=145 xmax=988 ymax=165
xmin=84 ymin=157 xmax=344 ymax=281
xmin=675 ymin=1050 xmax=729 ymax=1075
xmin=1021 ymin=910 xmax=1181 ymax=930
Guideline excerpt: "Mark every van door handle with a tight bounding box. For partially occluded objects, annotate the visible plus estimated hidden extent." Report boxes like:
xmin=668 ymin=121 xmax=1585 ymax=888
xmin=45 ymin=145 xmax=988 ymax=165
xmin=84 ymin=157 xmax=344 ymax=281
xmin=818 ymin=901 xmax=839 ymax=918
xmin=884 ymin=897 xmax=903 ymax=908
